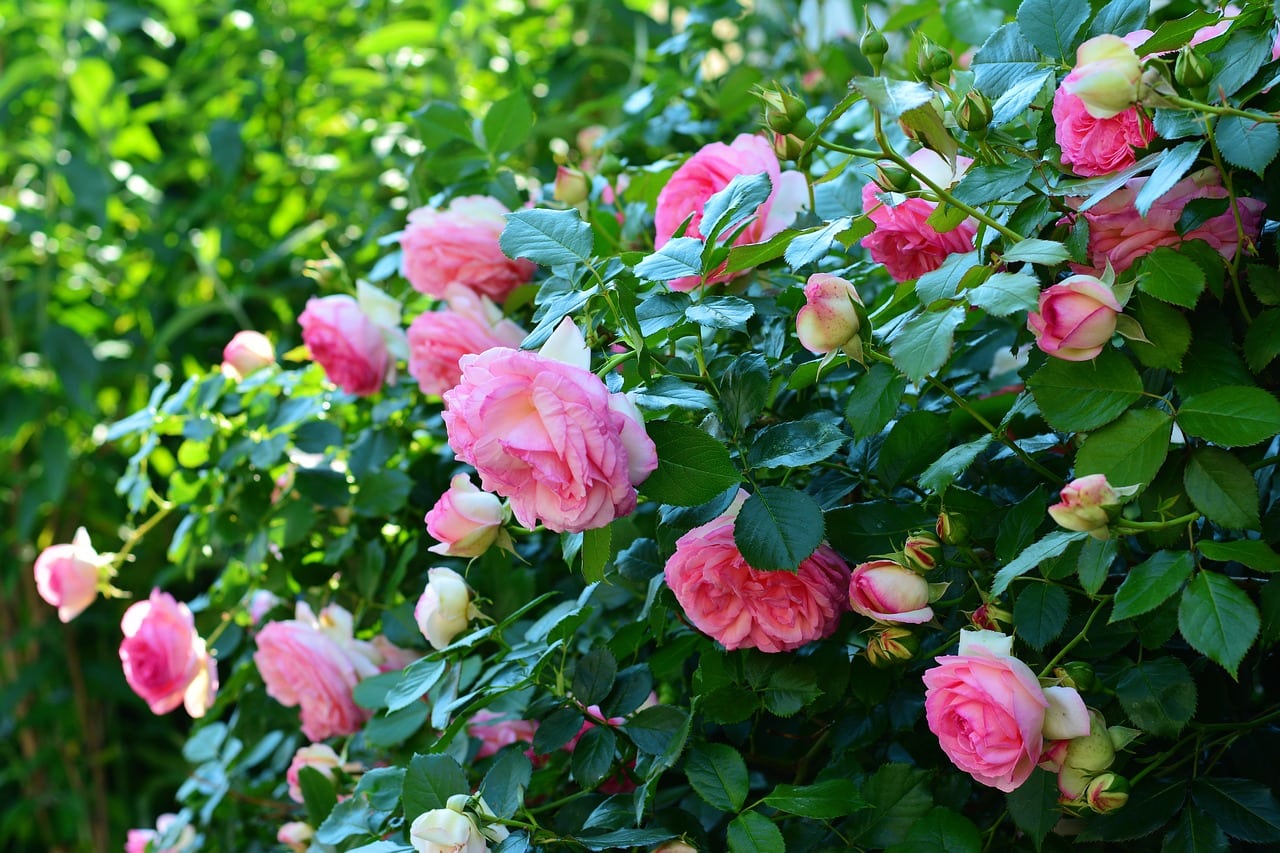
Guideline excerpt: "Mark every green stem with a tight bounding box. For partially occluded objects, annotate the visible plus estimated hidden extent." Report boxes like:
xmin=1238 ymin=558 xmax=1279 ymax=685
xmin=1202 ymin=116 xmax=1252 ymax=324
xmin=1160 ymin=94 xmax=1280 ymax=125
xmin=1113 ymin=510 xmax=1200 ymax=533
xmin=1039 ymin=598 xmax=1108 ymax=678
xmin=110 ymin=502 xmax=175 ymax=572
xmin=594 ymin=348 xmax=636 ymax=378
xmin=1250 ymin=454 xmax=1280 ymax=471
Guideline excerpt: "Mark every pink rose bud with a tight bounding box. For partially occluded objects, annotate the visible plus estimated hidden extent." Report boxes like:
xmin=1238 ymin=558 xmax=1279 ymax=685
xmin=127 ymin=814 xmax=194 ymax=853
xmin=298 ymin=294 xmax=390 ymax=396
xmin=425 ymin=474 xmax=507 ymax=558
xmin=1027 ymin=275 xmax=1122 ymax=361
xmin=795 ymin=273 xmax=863 ymax=355
xmin=848 ymin=559 xmax=934 ymax=624
xmin=406 ymin=285 xmax=527 ymax=396
xmin=415 ymin=567 xmax=479 ymax=651
xmin=865 ymin=625 xmax=920 ymax=667
xmin=399 ymin=196 xmax=536 ymax=303
xmin=1038 ymin=738 xmax=1071 ymax=774
xmin=1062 ymin=35 xmax=1143 ymax=119
xmin=277 ymin=821 xmax=315 ymax=852
xmin=220 ymin=330 xmax=275 ymax=381
xmin=1084 ymin=772 xmax=1130 ymax=813
xmin=34 ymin=527 xmax=103 ymax=622
xmin=935 ymin=511 xmax=969 ymax=545
xmin=967 ymin=601 xmax=1012 ymax=632
xmin=119 ymin=589 xmax=218 ymax=717
xmin=286 ymin=743 xmax=342 ymax=803
xmin=1048 ymin=474 xmax=1132 ymax=536
xmin=554 ymin=166 xmax=591 ymax=207
xmin=902 ymin=532 xmax=941 ymax=572
xmin=466 ymin=709 xmax=539 ymax=759
xmin=1042 ymin=685 xmax=1091 ymax=741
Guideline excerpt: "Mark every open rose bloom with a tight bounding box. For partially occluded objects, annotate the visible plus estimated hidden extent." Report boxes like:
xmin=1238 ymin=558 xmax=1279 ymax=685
xmin=400 ymin=196 xmax=536 ymax=302
xmin=407 ymin=285 xmax=526 ymax=396
xmin=34 ymin=527 xmax=105 ymax=623
xmin=119 ymin=589 xmax=218 ymax=718
xmin=298 ymin=294 xmax=391 ymax=396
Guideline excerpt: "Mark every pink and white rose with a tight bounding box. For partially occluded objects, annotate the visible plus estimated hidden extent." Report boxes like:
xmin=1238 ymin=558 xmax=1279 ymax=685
xmin=1052 ymin=87 xmax=1152 ymax=177
xmin=442 ymin=319 xmax=657 ymax=534
xmin=848 ymin=559 xmax=934 ymax=624
xmin=400 ymin=196 xmax=536 ymax=303
xmin=425 ymin=474 xmax=507 ymax=558
xmin=795 ymin=273 xmax=863 ymax=355
xmin=1049 ymin=474 xmax=1135 ymax=537
xmin=220 ymin=330 xmax=275 ymax=381
xmin=1027 ymin=275 xmax=1123 ymax=362
xmin=654 ymin=134 xmax=807 ymax=290
xmin=34 ymin=526 xmax=103 ymax=623
xmin=407 ymin=286 xmax=526 ymax=396
xmin=119 ymin=589 xmax=218 ymax=718
xmin=664 ymin=492 xmax=851 ymax=653
xmin=298 ymin=294 xmax=390 ymax=396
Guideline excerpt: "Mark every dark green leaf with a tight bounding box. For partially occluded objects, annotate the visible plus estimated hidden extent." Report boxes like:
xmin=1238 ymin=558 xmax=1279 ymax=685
xmin=702 ymin=173 xmax=773 ymax=243
xmin=402 ymin=754 xmax=469 ymax=818
xmin=846 ymin=363 xmax=907 ymax=437
xmin=483 ymin=92 xmax=533 ymax=155
xmin=1013 ymin=583 xmax=1070 ymax=649
xmin=762 ymin=779 xmax=868 ymax=819
xmin=1115 ymin=657 xmax=1197 ymax=737
xmin=916 ymin=251 xmax=982 ymax=304
xmin=889 ymin=306 xmax=966 ymax=383
xmin=685 ymin=742 xmax=749 ymax=811
xmin=1183 ymin=447 xmax=1260 ymax=530
xmin=727 ymin=811 xmax=785 ymax=853
xmin=887 ymin=807 xmax=983 ymax=853
xmin=622 ymin=705 xmax=689 ymax=755
xmin=1089 ymin=0 xmax=1148 ymax=37
xmin=1078 ymin=536 xmax=1118 ymax=595
xmin=633 ymin=376 xmax=715 ymax=412
xmin=849 ymin=77 xmax=934 ymax=119
xmin=919 ymin=435 xmax=993 ymax=493
xmin=967 ymin=272 xmax=1040 ymax=316
xmin=299 ymin=765 xmax=338 ymax=827
xmin=1191 ymin=778 xmax=1280 ymax=843
xmin=1178 ymin=386 xmax=1280 ymax=447
xmin=848 ymin=764 xmax=934 ymax=848
xmin=685 ymin=295 xmax=755 ymax=330
xmin=973 ymin=24 xmax=1045 ymax=96
xmin=1016 ymin=0 xmax=1090 ymax=60
xmin=993 ymin=530 xmax=1089 ymax=596
xmin=1028 ymin=348 xmax=1143 ymax=432
xmin=1005 ymin=769 xmax=1059 ymax=850
xmin=639 ymin=421 xmax=741 ymax=507
xmin=1112 ymin=551 xmax=1196 ymax=623
xmin=1197 ymin=539 xmax=1280 ymax=573
xmin=532 ymin=708 xmax=585 ymax=754
xmin=500 ymin=208 xmax=593 ymax=267
xmin=990 ymin=69 xmax=1055 ymax=127
xmin=572 ymin=647 xmax=617 ymax=707
xmin=1163 ymin=807 xmax=1229 ymax=853
xmin=1128 ymin=293 xmax=1193 ymax=371
xmin=877 ymin=411 xmax=950 ymax=488
xmin=1075 ymin=407 xmax=1173 ymax=490
xmin=365 ymin=702 xmax=429 ymax=748
xmin=1244 ymin=308 xmax=1280 ymax=372
xmin=1179 ymin=572 xmax=1260 ymax=677
xmin=385 ymin=658 xmax=447 ymax=713
xmin=734 ymin=487 xmax=824 ymax=571
xmin=952 ymin=163 xmax=1035 ymax=207
xmin=748 ymin=419 xmax=847 ymax=469
xmin=1208 ymin=29 xmax=1275 ymax=100
xmin=581 ymin=524 xmax=610 ymax=583
xmin=720 ymin=352 xmax=771 ymax=434
xmin=1136 ymin=246 xmax=1206 ymax=308
xmin=481 ymin=750 xmax=533 ymax=819
xmin=571 ymin=726 xmax=616 ymax=789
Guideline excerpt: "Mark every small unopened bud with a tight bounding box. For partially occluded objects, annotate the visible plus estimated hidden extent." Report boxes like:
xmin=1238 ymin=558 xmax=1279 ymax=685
xmin=936 ymin=511 xmax=969 ymax=545
xmin=1054 ymin=661 xmax=1097 ymax=693
xmin=902 ymin=532 xmax=941 ymax=572
xmin=861 ymin=28 xmax=888 ymax=73
xmin=956 ymin=90 xmax=993 ymax=133
xmin=928 ymin=46 xmax=953 ymax=73
xmin=773 ymin=131 xmax=805 ymax=162
xmin=597 ymin=153 xmax=623 ymax=179
xmin=968 ymin=601 xmax=1012 ymax=632
xmin=761 ymin=87 xmax=815 ymax=139
xmin=874 ymin=161 xmax=914 ymax=193
xmin=1084 ymin=773 xmax=1129 ymax=814
xmin=865 ymin=625 xmax=919 ymax=667
xmin=554 ymin=166 xmax=590 ymax=207
xmin=1174 ymin=47 xmax=1212 ymax=90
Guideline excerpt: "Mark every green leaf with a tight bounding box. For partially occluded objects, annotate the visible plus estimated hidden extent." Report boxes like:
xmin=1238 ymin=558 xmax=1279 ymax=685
xmin=481 ymin=750 xmax=532 ymax=819
xmin=992 ymin=530 xmax=1090 ymax=596
xmin=1013 ymin=583 xmax=1070 ymax=649
xmin=761 ymin=780 xmax=868 ymax=819
xmin=356 ymin=21 xmax=440 ymax=55
xmin=1074 ymin=407 xmax=1173 ymax=490
xmin=685 ymin=295 xmax=755 ymax=330
xmin=887 ymin=807 xmax=983 ymax=853
xmin=878 ymin=411 xmax=950 ymax=488
xmin=1198 ymin=539 xmax=1280 ymax=573
xmin=727 ymin=811 xmax=785 ymax=853
xmin=1178 ymin=386 xmax=1280 ymax=448
xmin=1016 ymin=0 xmax=1090 ymax=60
xmin=636 ymin=292 xmax=693 ymax=337
xmin=532 ymin=709 xmax=585 ymax=754
xmin=355 ymin=767 xmax=406 ymax=812
xmin=385 ymin=658 xmax=447 ymax=713
xmin=570 ymin=726 xmax=616 ymax=789
xmin=365 ymin=702 xmax=429 ymax=748
xmin=1089 ymin=0 xmax=1148 ymax=37
xmin=1112 ymin=550 xmax=1196 ymax=622
xmin=917 ymin=251 xmax=983 ymax=304
xmin=1078 ymin=536 xmax=1118 ymax=595
xmin=1028 ymin=348 xmax=1143 ymax=432
xmin=1127 ymin=293 xmax=1193 ymax=371
xmin=500 ymin=208 xmax=593 ymax=267
xmin=639 ymin=421 xmax=741 ymax=507
xmin=785 ymin=216 xmax=855 ymax=269
xmin=748 ymin=419 xmax=847 ymax=469
xmin=952 ymin=163 xmax=1035 ymax=207
xmin=572 ymin=647 xmax=617 ymax=707
xmin=622 ymin=705 xmax=689 ymax=755
xmin=1184 ymin=447 xmax=1260 ymax=530
xmin=1179 ymin=572 xmax=1260 ymax=677
xmin=1244 ymin=308 xmax=1280 ymax=372
xmin=846 ymin=364 xmax=908 ymax=437
xmin=990 ymin=69 xmax=1055 ymax=128
xmin=1208 ymin=29 xmax=1276 ymax=100
xmin=1163 ymin=807 xmax=1229 ymax=853
xmin=848 ymin=764 xmax=935 ymax=849
xmin=889 ymin=306 xmax=966 ymax=382
xmin=581 ymin=524 xmax=610 ymax=583
xmin=577 ymin=829 xmax=677 ymax=851
xmin=734 ymin=486 xmax=825 ymax=571
xmin=1136 ymin=246 xmax=1206 ymax=309
xmin=1005 ymin=769 xmax=1059 ymax=850
xmin=403 ymin=754 xmax=469 ymax=818
xmin=633 ymin=376 xmax=715 ymax=412
xmin=635 ymin=237 xmax=703 ymax=282
xmin=1001 ymin=238 xmax=1070 ymax=266
xmin=482 ymin=92 xmax=533 ymax=155
xmin=1115 ymin=657 xmax=1197 ymax=737
xmin=919 ymin=435 xmax=993 ymax=493
xmin=973 ymin=23 xmax=1045 ymax=96
xmin=1133 ymin=141 xmax=1204 ymax=216
xmin=701 ymin=173 xmax=773 ymax=243
xmin=298 ymin=765 xmax=338 ymax=827
xmin=967 ymin=272 xmax=1040 ymax=317
xmin=685 ymin=742 xmax=749 ymax=812
xmin=1191 ymin=778 xmax=1280 ymax=843
xmin=720 ymin=352 xmax=771 ymax=434
xmin=849 ymin=77 xmax=935 ymax=119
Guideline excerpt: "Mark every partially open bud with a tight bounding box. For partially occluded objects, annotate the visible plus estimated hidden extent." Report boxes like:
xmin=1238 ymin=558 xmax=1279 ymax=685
xmin=849 ymin=559 xmax=934 ymax=624
xmin=902 ymin=532 xmax=941 ymax=572
xmin=1057 ymin=711 xmax=1117 ymax=800
xmin=1174 ymin=47 xmax=1212 ymax=89
xmin=1048 ymin=474 xmax=1138 ymax=538
xmin=773 ymin=131 xmax=806 ymax=162
xmin=865 ymin=625 xmax=920 ymax=667
xmin=796 ymin=273 xmax=864 ymax=356
xmin=936 ymin=511 xmax=969 ymax=545
xmin=760 ymin=86 xmax=815 ymax=138
xmin=1062 ymin=35 xmax=1143 ymax=119
xmin=554 ymin=166 xmax=591 ymax=207
xmin=1084 ymin=773 xmax=1130 ymax=814
xmin=956 ymin=89 xmax=993 ymax=133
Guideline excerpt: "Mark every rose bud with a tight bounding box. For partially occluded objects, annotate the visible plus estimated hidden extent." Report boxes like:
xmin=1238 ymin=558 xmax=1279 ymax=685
xmin=1041 ymin=685 xmax=1091 ymax=741
xmin=1027 ymin=275 xmax=1123 ymax=361
xmin=425 ymin=474 xmax=508 ymax=558
xmin=1062 ymin=35 xmax=1143 ymax=119
xmin=865 ymin=625 xmax=920 ymax=667
xmin=849 ymin=559 xmax=934 ymax=624
xmin=967 ymin=601 xmax=1012 ymax=632
xmin=278 ymin=822 xmax=314 ymax=853
xmin=34 ymin=527 xmax=106 ymax=623
xmin=1084 ymin=772 xmax=1130 ymax=813
xmin=286 ymin=744 xmax=342 ymax=803
xmin=936 ymin=511 xmax=969 ymax=545
xmin=902 ymin=532 xmax=941 ymax=572
xmin=221 ymin=330 xmax=275 ymax=381
xmin=554 ymin=166 xmax=591 ymax=207
xmin=1048 ymin=474 xmax=1136 ymax=538
xmin=414 ymin=567 xmax=480 ymax=651
xmin=1057 ymin=710 xmax=1117 ymax=800
xmin=796 ymin=273 xmax=864 ymax=356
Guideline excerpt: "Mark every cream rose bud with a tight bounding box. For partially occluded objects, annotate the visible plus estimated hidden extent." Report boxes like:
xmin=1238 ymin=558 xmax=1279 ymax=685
xmin=795 ymin=273 xmax=863 ymax=354
xmin=415 ymin=568 xmax=478 ymax=651
xmin=1027 ymin=275 xmax=1122 ymax=362
xmin=34 ymin=527 xmax=103 ymax=622
xmin=1048 ymin=474 xmax=1135 ymax=537
xmin=1062 ymin=35 xmax=1142 ymax=119
xmin=409 ymin=807 xmax=488 ymax=853
xmin=286 ymin=743 xmax=342 ymax=803
xmin=554 ymin=166 xmax=591 ymax=206
xmin=848 ymin=559 xmax=934 ymax=624
xmin=425 ymin=474 xmax=506 ymax=558
xmin=277 ymin=821 xmax=314 ymax=853
xmin=220 ymin=330 xmax=275 ymax=381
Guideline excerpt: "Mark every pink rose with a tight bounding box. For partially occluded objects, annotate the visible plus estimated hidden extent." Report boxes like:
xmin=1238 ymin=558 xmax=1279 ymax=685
xmin=220 ymin=330 xmax=275 ymax=381
xmin=1052 ymin=87 xmax=1152 ymax=176
xmin=1048 ymin=474 xmax=1133 ymax=536
xmin=277 ymin=822 xmax=315 ymax=853
xmin=407 ymin=286 xmax=526 ymax=396
xmin=254 ymin=603 xmax=378 ymax=740
xmin=923 ymin=631 xmax=1050 ymax=792
xmin=442 ymin=319 xmax=657 ymax=534
xmin=654 ymin=134 xmax=807 ymax=290
xmin=795 ymin=273 xmax=863 ymax=355
xmin=286 ymin=743 xmax=342 ymax=802
xmin=399 ymin=196 xmax=536 ymax=302
xmin=848 ymin=559 xmax=934 ymax=624
xmin=246 ymin=589 xmax=281 ymax=625
xmin=861 ymin=149 xmax=977 ymax=282
xmin=298 ymin=295 xmax=390 ymax=396
xmin=1027 ymin=275 xmax=1122 ymax=361
xmin=34 ymin=526 xmax=102 ymax=622
xmin=467 ymin=709 xmax=539 ymax=759
xmin=415 ymin=567 xmax=478 ymax=650
xmin=119 ymin=589 xmax=218 ymax=717
xmin=664 ymin=492 xmax=851 ymax=653
xmin=425 ymin=474 xmax=507 ymax=557
xmin=1071 ymin=167 xmax=1264 ymax=274
xmin=1062 ymin=35 xmax=1142 ymax=119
